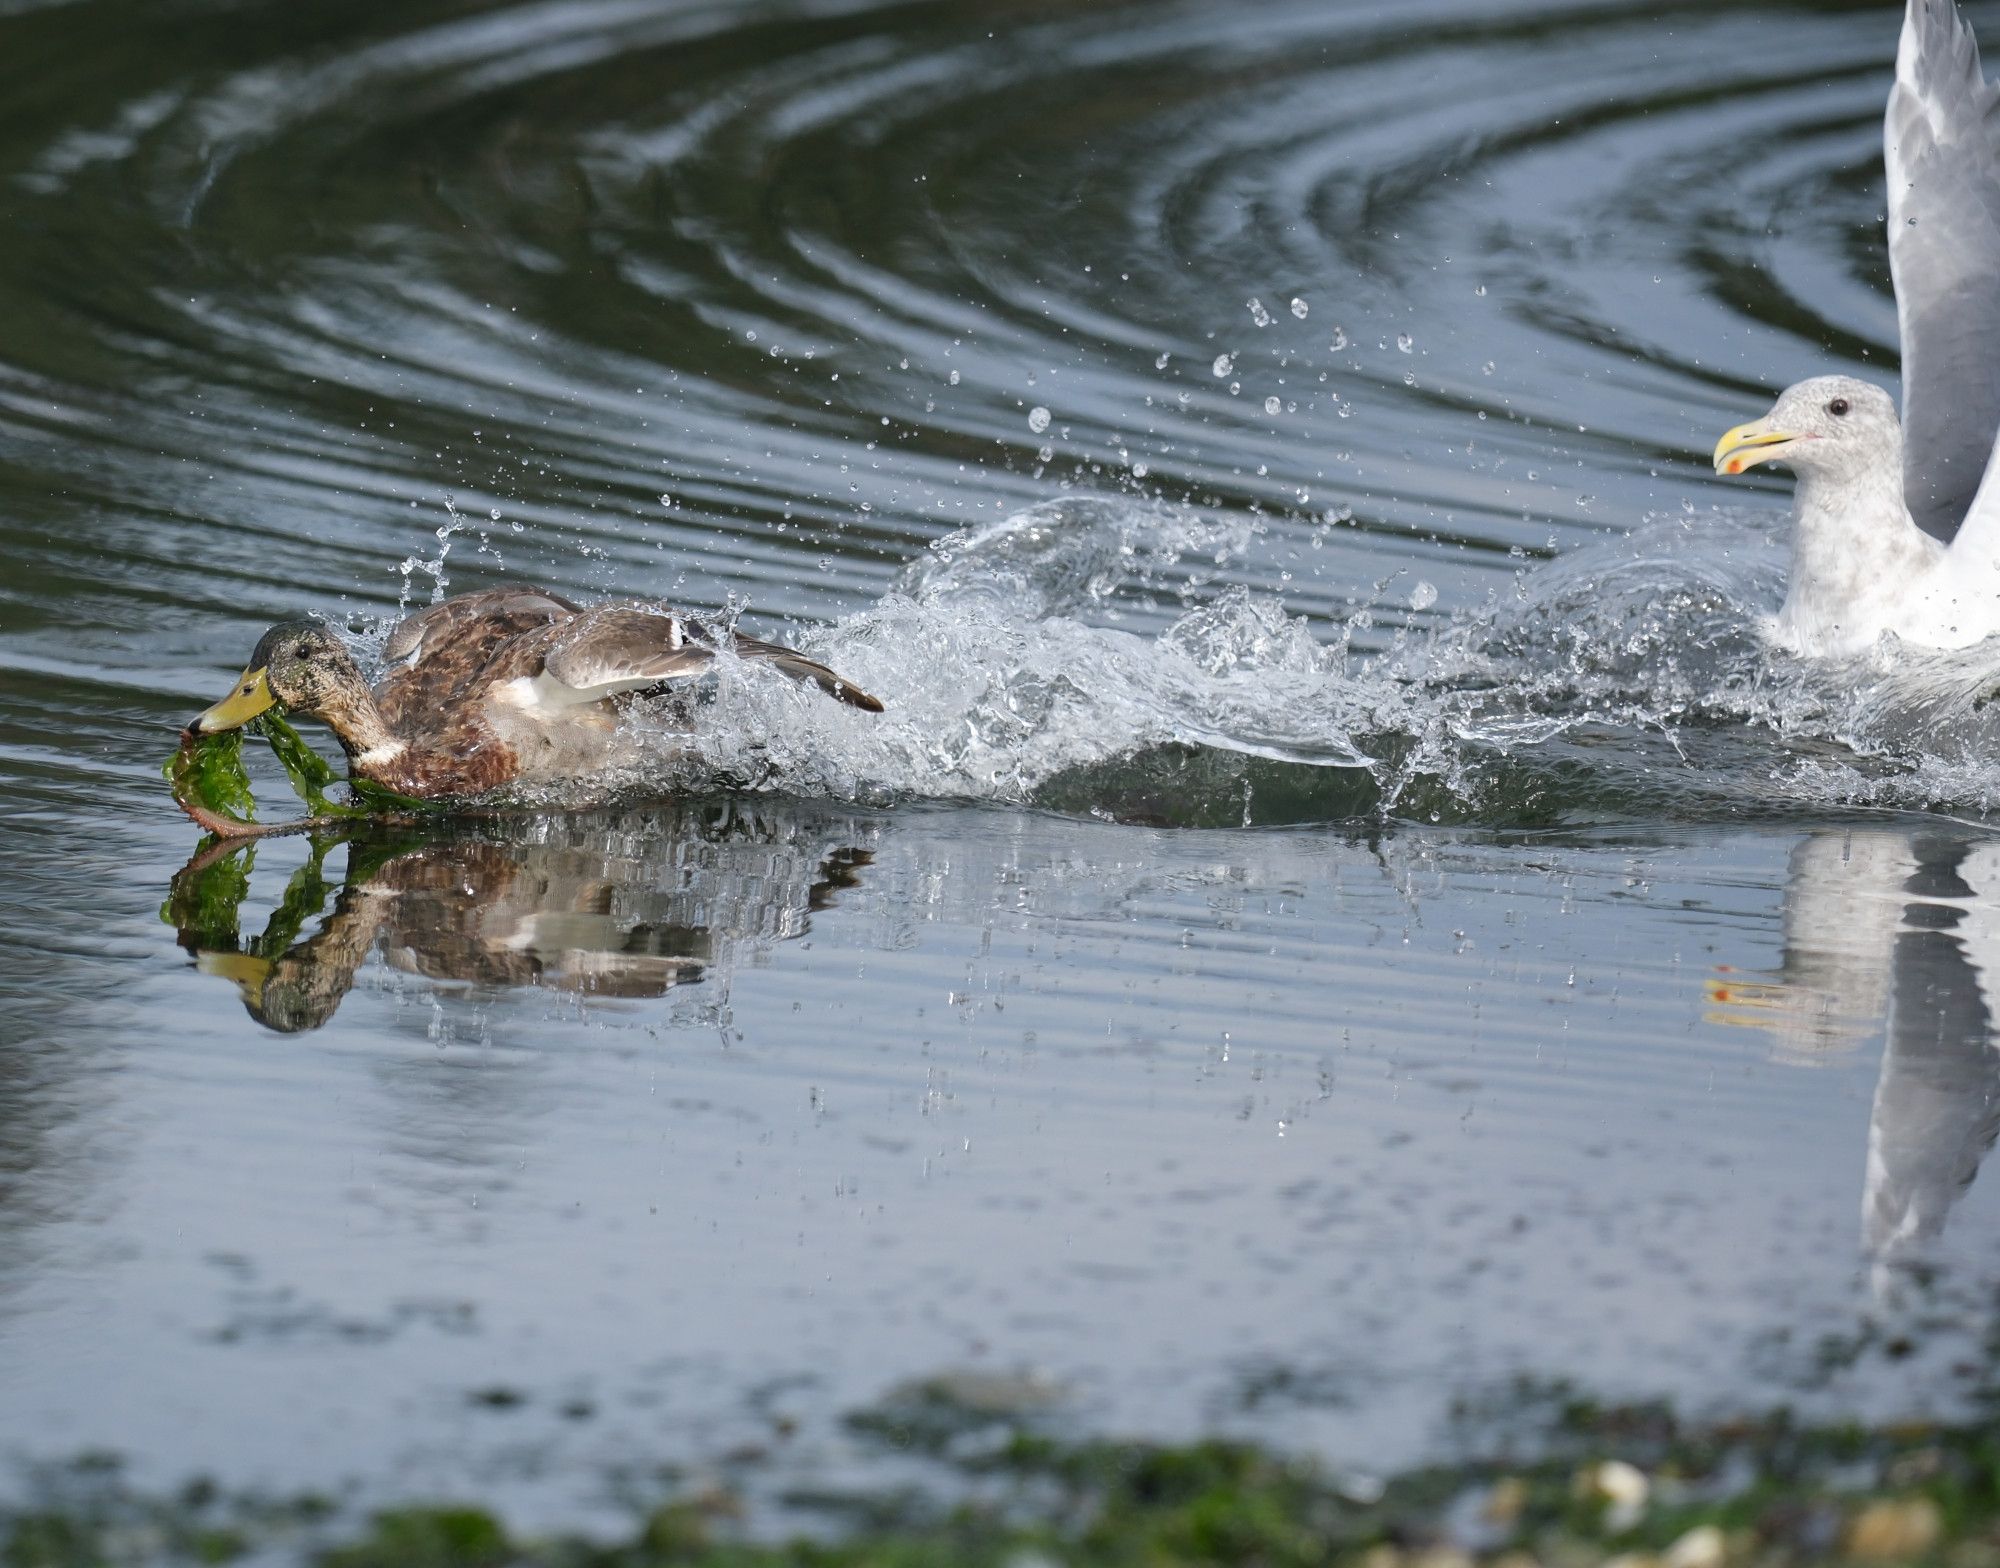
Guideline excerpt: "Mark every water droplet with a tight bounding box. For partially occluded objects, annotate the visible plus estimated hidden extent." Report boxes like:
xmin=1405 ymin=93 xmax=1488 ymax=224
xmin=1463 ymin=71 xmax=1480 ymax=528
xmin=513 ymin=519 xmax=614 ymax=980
xmin=948 ymin=369 xmax=960 ymax=385
xmin=1036 ymin=443 xmax=1054 ymax=462
xmin=659 ymin=492 xmax=672 ymax=507
xmin=1409 ymin=580 xmax=1438 ymax=611
xmin=1403 ymin=371 xmax=1417 ymax=386
xmin=1290 ymin=296 xmax=1308 ymax=319
xmin=1482 ymin=361 xmax=1496 ymax=376
xmin=1154 ymin=352 xmax=1170 ymax=369
xmin=1263 ymin=395 xmax=1282 ymax=416
xmin=1329 ymin=328 xmax=1348 ymax=352
xmin=1246 ymin=297 xmax=1273 ymax=327
xmin=1131 ymin=460 xmax=1149 ymax=478
xmin=1396 ymin=333 xmax=1414 ymax=354
xmin=1474 ymin=284 xmax=1487 ymax=297
xmin=1027 ymin=405 xmax=1052 ymax=434
xmin=1212 ymin=353 xmax=1234 ymax=377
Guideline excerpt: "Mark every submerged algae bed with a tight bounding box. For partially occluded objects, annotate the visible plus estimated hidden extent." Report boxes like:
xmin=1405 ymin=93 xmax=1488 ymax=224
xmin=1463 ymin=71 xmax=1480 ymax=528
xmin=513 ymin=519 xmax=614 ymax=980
xmin=7 ymin=1393 xmax=1999 ymax=1568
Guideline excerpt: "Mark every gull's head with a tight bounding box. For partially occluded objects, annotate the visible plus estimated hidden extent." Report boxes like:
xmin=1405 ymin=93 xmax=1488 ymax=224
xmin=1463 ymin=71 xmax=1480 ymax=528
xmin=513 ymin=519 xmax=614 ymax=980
xmin=1712 ymin=376 xmax=1900 ymax=480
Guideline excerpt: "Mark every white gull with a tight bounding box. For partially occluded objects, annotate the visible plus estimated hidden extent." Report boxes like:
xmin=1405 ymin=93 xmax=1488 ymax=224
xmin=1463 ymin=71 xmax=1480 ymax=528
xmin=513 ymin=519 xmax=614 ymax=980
xmin=1713 ymin=0 xmax=2000 ymax=657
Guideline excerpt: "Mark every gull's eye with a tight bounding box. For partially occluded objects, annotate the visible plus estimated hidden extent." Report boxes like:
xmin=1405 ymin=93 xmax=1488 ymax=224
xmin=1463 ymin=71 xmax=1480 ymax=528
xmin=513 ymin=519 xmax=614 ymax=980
xmin=1828 ymin=397 xmax=1851 ymax=417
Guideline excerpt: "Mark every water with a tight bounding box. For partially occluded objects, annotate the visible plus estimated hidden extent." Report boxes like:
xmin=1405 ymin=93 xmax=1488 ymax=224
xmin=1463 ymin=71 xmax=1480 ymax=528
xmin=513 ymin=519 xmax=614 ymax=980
xmin=4 ymin=0 xmax=2000 ymax=1529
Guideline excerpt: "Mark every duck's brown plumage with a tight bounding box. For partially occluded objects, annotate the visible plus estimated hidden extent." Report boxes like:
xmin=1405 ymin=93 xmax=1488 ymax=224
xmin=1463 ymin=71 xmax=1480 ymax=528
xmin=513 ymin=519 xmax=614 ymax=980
xmin=194 ymin=585 xmax=884 ymax=801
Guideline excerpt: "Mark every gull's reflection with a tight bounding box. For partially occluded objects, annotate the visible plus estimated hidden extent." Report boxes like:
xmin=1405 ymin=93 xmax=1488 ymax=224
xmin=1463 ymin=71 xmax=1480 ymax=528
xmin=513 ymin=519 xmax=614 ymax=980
xmin=164 ymin=804 xmax=873 ymax=1033
xmin=1708 ymin=830 xmax=2000 ymax=1275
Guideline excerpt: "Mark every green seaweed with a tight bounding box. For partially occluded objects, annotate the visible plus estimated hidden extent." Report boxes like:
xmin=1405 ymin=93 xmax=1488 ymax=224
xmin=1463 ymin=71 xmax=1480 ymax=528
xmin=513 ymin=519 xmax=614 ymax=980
xmin=253 ymin=710 xmax=350 ymax=817
xmin=163 ymin=727 xmax=258 ymax=828
xmin=166 ymin=710 xmax=437 ymax=828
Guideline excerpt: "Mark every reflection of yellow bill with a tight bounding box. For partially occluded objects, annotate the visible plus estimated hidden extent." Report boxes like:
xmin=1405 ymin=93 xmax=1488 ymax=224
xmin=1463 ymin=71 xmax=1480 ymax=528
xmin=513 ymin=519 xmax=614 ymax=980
xmin=1704 ymin=972 xmax=1792 ymax=1023
xmin=197 ymin=950 xmax=271 ymax=1011
xmin=1703 ymin=967 xmax=1859 ymax=1062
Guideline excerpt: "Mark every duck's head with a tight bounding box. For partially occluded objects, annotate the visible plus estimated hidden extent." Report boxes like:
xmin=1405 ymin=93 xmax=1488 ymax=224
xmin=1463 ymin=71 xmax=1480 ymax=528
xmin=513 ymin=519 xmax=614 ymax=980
xmin=191 ymin=621 xmax=367 ymax=734
xmin=1712 ymin=375 xmax=1901 ymax=481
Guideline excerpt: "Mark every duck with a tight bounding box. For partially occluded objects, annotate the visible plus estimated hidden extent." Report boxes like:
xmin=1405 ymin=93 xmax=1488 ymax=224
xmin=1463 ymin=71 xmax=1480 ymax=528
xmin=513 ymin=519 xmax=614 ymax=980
xmin=1710 ymin=0 xmax=2000 ymax=657
xmin=187 ymin=585 xmax=883 ymax=800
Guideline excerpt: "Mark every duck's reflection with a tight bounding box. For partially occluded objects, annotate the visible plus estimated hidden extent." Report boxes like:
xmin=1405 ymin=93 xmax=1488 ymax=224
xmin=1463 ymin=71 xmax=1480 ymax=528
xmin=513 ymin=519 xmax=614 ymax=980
xmin=1708 ymin=830 xmax=2000 ymax=1274
xmin=164 ymin=804 xmax=873 ymax=1034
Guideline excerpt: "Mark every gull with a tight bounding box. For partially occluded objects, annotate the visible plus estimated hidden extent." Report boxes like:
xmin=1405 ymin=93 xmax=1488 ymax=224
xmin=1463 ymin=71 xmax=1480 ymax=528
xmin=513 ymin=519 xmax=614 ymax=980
xmin=1712 ymin=0 xmax=2000 ymax=657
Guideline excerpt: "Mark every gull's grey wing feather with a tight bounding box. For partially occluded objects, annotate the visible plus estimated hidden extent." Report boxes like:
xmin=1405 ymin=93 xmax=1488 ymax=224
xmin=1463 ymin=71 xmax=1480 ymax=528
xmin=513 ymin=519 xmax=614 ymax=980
xmin=539 ymin=604 xmax=884 ymax=711
xmin=1888 ymin=0 xmax=2000 ymax=544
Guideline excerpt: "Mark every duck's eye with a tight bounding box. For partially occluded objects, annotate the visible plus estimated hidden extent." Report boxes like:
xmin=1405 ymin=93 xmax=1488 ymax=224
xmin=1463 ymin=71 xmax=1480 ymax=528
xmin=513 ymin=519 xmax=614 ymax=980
xmin=1828 ymin=397 xmax=1851 ymax=417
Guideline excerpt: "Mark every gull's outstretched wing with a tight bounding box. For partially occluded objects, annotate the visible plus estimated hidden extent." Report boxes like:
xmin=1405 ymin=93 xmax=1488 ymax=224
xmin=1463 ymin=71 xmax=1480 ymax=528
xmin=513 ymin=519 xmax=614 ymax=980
xmin=1887 ymin=0 xmax=2000 ymax=545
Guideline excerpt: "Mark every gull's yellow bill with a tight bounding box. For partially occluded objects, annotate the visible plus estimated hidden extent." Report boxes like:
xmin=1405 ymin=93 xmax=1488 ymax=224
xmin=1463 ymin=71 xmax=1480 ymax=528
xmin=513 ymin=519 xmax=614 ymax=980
xmin=1712 ymin=421 xmax=1802 ymax=477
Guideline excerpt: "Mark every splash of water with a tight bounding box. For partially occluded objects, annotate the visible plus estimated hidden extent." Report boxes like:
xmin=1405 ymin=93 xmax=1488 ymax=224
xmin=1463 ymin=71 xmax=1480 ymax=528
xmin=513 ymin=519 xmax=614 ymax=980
xmin=376 ymin=496 xmax=2000 ymax=826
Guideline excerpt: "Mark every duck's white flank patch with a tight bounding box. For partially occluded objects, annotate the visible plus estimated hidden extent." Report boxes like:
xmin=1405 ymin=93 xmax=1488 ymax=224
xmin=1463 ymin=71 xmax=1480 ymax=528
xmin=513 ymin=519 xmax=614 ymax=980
xmin=496 ymin=674 xmax=544 ymax=709
xmin=354 ymin=740 xmax=408 ymax=769
xmin=500 ymin=672 xmax=590 ymax=710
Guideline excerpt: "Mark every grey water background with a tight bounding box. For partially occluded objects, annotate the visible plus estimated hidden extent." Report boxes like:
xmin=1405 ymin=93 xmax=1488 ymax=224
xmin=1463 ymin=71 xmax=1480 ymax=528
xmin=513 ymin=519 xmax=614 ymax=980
xmin=6 ymin=0 xmax=2000 ymax=1527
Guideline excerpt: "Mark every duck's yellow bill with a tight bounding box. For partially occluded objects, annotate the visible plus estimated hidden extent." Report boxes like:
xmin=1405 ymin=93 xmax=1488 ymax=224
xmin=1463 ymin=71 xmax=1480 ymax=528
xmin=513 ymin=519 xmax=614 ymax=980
xmin=194 ymin=666 xmax=276 ymax=733
xmin=1712 ymin=423 xmax=1798 ymax=476
xmin=197 ymin=949 xmax=271 ymax=1006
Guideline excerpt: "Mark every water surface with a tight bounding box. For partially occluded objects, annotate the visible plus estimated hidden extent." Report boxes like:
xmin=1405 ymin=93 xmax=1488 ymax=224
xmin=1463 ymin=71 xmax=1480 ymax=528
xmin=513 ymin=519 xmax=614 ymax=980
xmin=4 ymin=0 xmax=2000 ymax=1527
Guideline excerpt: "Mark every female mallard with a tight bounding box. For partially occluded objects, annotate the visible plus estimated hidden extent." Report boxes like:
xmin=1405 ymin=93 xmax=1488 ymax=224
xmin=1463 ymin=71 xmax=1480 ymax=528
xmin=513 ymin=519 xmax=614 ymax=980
xmin=188 ymin=586 xmax=883 ymax=799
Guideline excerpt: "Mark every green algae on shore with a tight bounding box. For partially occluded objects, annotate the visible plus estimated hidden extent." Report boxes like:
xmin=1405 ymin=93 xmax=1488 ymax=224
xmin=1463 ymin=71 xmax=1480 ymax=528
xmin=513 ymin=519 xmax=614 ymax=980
xmin=11 ymin=1398 xmax=2000 ymax=1568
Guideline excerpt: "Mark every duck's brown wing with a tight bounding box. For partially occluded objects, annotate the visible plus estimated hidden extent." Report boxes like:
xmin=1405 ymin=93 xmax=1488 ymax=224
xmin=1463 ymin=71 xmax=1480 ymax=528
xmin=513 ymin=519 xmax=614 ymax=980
xmin=532 ymin=604 xmax=884 ymax=712
xmin=382 ymin=586 xmax=582 ymax=667
xmin=376 ymin=586 xmax=583 ymax=726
